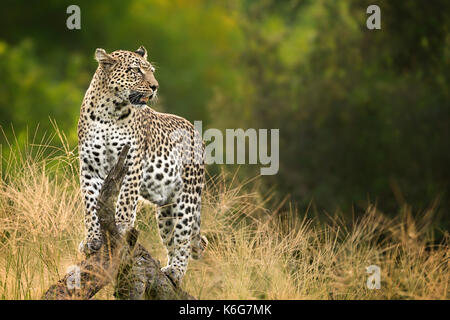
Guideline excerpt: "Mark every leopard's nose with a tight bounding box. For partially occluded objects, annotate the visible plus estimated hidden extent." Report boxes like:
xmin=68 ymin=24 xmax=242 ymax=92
xmin=150 ymin=84 xmax=158 ymax=91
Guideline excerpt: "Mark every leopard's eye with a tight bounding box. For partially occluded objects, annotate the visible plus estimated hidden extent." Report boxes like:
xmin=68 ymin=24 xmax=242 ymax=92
xmin=127 ymin=65 xmax=142 ymax=74
xmin=150 ymin=66 xmax=155 ymax=73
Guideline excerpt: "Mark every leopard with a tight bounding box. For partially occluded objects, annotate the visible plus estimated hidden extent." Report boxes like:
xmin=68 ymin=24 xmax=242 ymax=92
xmin=77 ymin=46 xmax=207 ymax=286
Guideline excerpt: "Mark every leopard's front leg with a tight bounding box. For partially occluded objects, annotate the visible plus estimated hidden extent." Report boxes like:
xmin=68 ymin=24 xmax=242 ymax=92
xmin=79 ymin=144 xmax=105 ymax=255
xmin=115 ymin=145 xmax=143 ymax=235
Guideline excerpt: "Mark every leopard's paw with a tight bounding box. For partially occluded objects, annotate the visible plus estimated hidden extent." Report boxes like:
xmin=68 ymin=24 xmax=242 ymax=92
xmin=78 ymin=238 xmax=102 ymax=256
xmin=161 ymin=266 xmax=183 ymax=287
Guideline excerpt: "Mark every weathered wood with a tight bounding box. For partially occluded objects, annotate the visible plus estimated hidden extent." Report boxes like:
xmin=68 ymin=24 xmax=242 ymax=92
xmin=42 ymin=144 xmax=195 ymax=300
xmin=115 ymin=243 xmax=195 ymax=300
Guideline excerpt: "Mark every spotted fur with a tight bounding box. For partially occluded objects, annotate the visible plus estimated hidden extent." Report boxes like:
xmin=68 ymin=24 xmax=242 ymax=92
xmin=77 ymin=46 xmax=207 ymax=286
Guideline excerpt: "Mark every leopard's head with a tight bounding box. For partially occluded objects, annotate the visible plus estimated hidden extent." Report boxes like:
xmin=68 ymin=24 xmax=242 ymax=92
xmin=95 ymin=46 xmax=159 ymax=107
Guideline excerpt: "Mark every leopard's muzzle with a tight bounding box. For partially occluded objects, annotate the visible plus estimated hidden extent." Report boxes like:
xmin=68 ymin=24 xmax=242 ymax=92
xmin=129 ymin=91 xmax=154 ymax=106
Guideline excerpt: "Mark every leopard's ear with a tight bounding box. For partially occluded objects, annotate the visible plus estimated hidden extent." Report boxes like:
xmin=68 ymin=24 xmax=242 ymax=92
xmin=95 ymin=48 xmax=116 ymax=69
xmin=135 ymin=46 xmax=148 ymax=60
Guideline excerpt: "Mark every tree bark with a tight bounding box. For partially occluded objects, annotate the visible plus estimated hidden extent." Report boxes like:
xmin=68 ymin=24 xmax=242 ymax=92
xmin=42 ymin=145 xmax=195 ymax=300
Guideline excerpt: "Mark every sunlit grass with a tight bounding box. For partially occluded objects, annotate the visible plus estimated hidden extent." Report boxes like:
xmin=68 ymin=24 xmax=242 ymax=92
xmin=0 ymin=132 xmax=448 ymax=300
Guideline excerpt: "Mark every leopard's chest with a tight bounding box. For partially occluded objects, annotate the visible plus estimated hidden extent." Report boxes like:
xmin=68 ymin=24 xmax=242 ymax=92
xmin=82 ymin=121 xmax=138 ymax=177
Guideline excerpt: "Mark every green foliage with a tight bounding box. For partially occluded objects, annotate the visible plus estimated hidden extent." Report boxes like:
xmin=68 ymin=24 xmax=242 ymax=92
xmin=0 ymin=0 xmax=448 ymax=224
xmin=209 ymin=1 xmax=449 ymax=219
xmin=0 ymin=40 xmax=84 ymax=146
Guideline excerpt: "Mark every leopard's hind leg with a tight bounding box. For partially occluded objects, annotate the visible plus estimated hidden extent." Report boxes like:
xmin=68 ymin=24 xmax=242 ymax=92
xmin=190 ymin=205 xmax=207 ymax=260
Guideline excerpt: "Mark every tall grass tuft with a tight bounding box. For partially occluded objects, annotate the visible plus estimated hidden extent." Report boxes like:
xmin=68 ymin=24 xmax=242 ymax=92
xmin=0 ymin=130 xmax=448 ymax=299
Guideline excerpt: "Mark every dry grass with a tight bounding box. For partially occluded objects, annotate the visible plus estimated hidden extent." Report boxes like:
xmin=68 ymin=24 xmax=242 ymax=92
xmin=0 ymin=132 xmax=448 ymax=300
